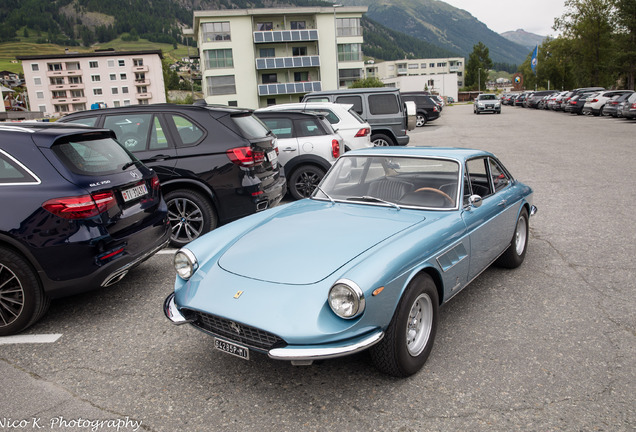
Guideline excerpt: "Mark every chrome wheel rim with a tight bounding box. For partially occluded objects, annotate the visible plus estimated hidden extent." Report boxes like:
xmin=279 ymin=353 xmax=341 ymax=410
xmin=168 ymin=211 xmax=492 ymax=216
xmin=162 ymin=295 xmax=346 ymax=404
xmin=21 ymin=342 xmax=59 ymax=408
xmin=0 ymin=264 xmax=24 ymax=328
xmin=416 ymin=115 xmax=425 ymax=127
xmin=515 ymin=215 xmax=528 ymax=255
xmin=373 ymin=138 xmax=391 ymax=147
xmin=294 ymin=171 xmax=321 ymax=197
xmin=406 ymin=293 xmax=433 ymax=356
xmin=167 ymin=198 xmax=204 ymax=243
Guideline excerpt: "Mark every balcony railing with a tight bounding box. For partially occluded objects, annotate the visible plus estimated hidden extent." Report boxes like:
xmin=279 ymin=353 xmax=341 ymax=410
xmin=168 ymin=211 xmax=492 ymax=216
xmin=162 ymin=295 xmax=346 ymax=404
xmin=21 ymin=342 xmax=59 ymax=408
xmin=253 ymin=29 xmax=319 ymax=44
xmin=256 ymin=56 xmax=320 ymax=70
xmin=132 ymin=65 xmax=149 ymax=72
xmin=137 ymin=92 xmax=152 ymax=99
xmin=46 ymin=70 xmax=82 ymax=77
xmin=257 ymin=81 xmax=321 ymax=96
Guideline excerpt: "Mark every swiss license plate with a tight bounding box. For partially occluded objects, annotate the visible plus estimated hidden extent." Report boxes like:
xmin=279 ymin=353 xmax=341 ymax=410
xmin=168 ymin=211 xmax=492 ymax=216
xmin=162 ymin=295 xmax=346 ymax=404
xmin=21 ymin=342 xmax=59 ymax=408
xmin=214 ymin=338 xmax=249 ymax=360
xmin=267 ymin=150 xmax=278 ymax=165
xmin=121 ymin=184 xmax=148 ymax=202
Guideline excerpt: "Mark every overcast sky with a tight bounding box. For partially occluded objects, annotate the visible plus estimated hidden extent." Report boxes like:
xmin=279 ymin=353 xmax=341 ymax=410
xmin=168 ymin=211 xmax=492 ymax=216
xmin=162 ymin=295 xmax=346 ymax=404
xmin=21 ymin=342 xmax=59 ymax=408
xmin=440 ymin=0 xmax=567 ymax=36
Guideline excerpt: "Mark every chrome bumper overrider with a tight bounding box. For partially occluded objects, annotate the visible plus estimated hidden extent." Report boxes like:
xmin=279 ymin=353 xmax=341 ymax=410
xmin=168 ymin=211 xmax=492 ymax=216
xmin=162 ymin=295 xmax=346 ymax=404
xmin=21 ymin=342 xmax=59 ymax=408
xmin=164 ymin=293 xmax=385 ymax=363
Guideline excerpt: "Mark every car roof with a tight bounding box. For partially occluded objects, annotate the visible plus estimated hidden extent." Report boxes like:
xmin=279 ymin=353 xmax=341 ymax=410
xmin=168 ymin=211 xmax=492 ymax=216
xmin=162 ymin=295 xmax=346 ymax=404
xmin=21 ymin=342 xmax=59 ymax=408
xmin=0 ymin=123 xmax=113 ymax=148
xmin=257 ymin=102 xmax=354 ymax=111
xmin=61 ymin=102 xmax=252 ymax=119
xmin=306 ymin=87 xmax=400 ymax=96
xmin=254 ymin=111 xmax=324 ymax=120
xmin=345 ymin=146 xmax=493 ymax=161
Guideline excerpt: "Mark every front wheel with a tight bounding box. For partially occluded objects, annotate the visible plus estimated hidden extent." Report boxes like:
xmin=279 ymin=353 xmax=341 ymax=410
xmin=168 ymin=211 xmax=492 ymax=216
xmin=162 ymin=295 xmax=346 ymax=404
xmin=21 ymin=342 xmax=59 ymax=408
xmin=288 ymin=165 xmax=325 ymax=200
xmin=370 ymin=274 xmax=439 ymax=377
xmin=165 ymin=190 xmax=217 ymax=248
xmin=496 ymin=207 xmax=529 ymax=268
xmin=0 ymin=248 xmax=50 ymax=336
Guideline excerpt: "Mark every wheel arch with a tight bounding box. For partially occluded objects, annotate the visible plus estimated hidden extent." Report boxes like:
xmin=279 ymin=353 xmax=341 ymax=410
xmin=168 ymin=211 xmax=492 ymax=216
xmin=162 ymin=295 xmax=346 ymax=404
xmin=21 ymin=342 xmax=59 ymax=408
xmin=0 ymin=234 xmax=44 ymax=278
xmin=160 ymin=179 xmax=218 ymax=214
xmin=284 ymin=154 xmax=331 ymax=177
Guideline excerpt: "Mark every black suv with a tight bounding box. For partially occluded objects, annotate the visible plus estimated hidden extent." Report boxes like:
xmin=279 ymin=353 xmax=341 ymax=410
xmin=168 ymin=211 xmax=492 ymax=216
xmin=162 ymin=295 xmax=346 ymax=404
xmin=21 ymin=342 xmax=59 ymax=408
xmin=0 ymin=123 xmax=170 ymax=335
xmin=400 ymin=92 xmax=441 ymax=127
xmin=59 ymin=103 xmax=287 ymax=247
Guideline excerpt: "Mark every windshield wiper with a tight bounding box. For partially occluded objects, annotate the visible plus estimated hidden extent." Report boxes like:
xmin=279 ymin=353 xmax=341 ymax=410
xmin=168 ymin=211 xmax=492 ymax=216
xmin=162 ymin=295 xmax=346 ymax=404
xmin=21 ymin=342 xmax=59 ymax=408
xmin=346 ymin=196 xmax=401 ymax=210
xmin=314 ymin=185 xmax=335 ymax=204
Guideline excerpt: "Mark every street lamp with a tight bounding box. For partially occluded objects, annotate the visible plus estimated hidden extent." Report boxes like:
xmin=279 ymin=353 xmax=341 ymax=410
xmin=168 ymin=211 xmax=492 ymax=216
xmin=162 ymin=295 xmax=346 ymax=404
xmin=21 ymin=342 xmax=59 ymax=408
xmin=478 ymin=67 xmax=481 ymax=93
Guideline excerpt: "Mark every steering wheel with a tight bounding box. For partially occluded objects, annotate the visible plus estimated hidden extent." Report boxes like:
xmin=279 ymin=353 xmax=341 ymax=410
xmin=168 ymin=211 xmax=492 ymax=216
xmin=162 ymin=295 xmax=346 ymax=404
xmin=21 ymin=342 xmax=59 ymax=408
xmin=413 ymin=187 xmax=455 ymax=206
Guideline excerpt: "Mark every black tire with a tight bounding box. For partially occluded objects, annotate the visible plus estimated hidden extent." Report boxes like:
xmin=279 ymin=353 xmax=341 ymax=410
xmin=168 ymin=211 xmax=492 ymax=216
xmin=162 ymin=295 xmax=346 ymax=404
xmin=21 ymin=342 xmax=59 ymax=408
xmin=165 ymin=189 xmax=217 ymax=248
xmin=371 ymin=133 xmax=394 ymax=147
xmin=370 ymin=274 xmax=439 ymax=377
xmin=288 ymin=165 xmax=325 ymax=200
xmin=416 ymin=114 xmax=427 ymax=127
xmin=495 ymin=207 xmax=529 ymax=269
xmin=0 ymin=247 xmax=50 ymax=336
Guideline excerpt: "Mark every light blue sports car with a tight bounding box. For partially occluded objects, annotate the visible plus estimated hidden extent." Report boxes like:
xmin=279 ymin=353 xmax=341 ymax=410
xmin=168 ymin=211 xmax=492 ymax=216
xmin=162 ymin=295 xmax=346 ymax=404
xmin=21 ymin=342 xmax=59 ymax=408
xmin=164 ymin=147 xmax=537 ymax=377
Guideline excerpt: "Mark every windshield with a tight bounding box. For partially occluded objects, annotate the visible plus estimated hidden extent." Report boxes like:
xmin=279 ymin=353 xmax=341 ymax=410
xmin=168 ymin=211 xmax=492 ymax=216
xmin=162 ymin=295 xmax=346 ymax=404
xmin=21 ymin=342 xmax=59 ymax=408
xmin=313 ymin=155 xmax=460 ymax=210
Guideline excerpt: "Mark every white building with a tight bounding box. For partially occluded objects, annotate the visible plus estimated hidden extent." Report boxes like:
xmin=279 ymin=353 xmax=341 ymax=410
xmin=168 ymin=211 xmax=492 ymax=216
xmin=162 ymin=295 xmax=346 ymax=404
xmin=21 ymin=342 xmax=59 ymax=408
xmin=18 ymin=50 xmax=166 ymax=117
xmin=186 ymin=7 xmax=367 ymax=108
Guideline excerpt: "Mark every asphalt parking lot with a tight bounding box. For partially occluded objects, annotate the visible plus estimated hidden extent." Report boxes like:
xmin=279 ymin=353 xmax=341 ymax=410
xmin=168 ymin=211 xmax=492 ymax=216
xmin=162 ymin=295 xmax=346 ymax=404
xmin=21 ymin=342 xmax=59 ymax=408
xmin=1 ymin=104 xmax=634 ymax=432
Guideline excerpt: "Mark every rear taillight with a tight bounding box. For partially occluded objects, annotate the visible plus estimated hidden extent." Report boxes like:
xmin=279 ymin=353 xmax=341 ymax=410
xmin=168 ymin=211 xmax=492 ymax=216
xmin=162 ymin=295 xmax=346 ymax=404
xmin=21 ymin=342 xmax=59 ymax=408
xmin=43 ymin=191 xmax=116 ymax=219
xmin=332 ymin=140 xmax=341 ymax=159
xmin=354 ymin=128 xmax=370 ymax=137
xmin=591 ymin=99 xmax=598 ymax=103
xmin=631 ymin=103 xmax=636 ymax=109
xmin=150 ymin=174 xmax=160 ymax=190
xmin=226 ymin=147 xmax=265 ymax=167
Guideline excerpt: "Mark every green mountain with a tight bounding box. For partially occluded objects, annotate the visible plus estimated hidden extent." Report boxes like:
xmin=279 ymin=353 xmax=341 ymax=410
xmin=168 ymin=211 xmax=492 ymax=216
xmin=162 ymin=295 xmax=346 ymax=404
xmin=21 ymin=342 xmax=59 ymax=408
xmin=341 ymin=0 xmax=530 ymax=65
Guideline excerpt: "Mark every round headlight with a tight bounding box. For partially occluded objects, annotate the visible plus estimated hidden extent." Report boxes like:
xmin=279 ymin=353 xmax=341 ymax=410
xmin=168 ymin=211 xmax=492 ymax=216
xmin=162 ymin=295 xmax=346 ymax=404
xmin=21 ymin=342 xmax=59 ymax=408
xmin=328 ymin=279 xmax=365 ymax=319
xmin=174 ymin=249 xmax=198 ymax=280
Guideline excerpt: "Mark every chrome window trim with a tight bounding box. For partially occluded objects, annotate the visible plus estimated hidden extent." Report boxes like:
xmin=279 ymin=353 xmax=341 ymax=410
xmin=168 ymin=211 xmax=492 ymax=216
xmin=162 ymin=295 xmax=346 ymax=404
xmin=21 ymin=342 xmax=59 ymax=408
xmin=0 ymin=149 xmax=41 ymax=186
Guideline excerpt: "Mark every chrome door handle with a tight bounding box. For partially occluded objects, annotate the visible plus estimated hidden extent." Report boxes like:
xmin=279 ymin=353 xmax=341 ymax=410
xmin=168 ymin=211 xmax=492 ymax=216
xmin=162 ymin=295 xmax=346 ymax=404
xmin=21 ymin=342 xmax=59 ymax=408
xmin=282 ymin=147 xmax=297 ymax=152
xmin=498 ymin=200 xmax=507 ymax=207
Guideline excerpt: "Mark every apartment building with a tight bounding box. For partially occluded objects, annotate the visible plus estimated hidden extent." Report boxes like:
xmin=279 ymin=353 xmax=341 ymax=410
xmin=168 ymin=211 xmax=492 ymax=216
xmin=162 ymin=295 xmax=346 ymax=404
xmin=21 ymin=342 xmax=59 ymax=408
xmin=367 ymin=57 xmax=465 ymax=87
xmin=17 ymin=50 xmax=166 ymax=117
xmin=187 ymin=7 xmax=367 ymax=108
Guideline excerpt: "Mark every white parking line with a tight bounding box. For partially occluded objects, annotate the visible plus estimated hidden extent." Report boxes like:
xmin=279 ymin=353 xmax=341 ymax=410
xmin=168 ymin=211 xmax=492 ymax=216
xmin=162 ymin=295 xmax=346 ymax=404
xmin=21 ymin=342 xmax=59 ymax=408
xmin=0 ymin=334 xmax=62 ymax=345
xmin=156 ymin=249 xmax=176 ymax=255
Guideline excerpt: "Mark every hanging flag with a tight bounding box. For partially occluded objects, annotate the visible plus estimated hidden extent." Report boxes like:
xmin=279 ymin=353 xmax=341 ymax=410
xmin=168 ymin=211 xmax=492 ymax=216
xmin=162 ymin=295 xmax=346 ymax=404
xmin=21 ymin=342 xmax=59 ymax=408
xmin=531 ymin=45 xmax=538 ymax=74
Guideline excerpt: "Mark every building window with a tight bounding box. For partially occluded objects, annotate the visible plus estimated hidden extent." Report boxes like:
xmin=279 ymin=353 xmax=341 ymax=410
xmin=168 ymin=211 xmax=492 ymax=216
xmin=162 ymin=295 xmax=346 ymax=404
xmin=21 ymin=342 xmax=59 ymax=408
xmin=110 ymin=74 xmax=117 ymax=80
xmin=338 ymin=44 xmax=362 ymax=62
xmin=124 ymin=100 xmax=131 ymax=106
xmin=260 ymin=48 xmax=275 ymax=58
xmin=48 ymin=63 xmax=63 ymax=71
xmin=291 ymin=21 xmax=306 ymax=29
xmin=36 ymin=91 xmax=44 ymax=99
xmin=89 ymin=61 xmax=98 ymax=68
xmin=93 ymin=88 xmax=103 ymax=95
xmin=202 ymin=22 xmax=231 ymax=42
xmin=50 ymin=77 xmax=64 ymax=85
xmin=133 ymin=58 xmax=144 ymax=67
xmin=33 ymin=77 xmax=42 ymax=85
xmin=70 ymin=90 xmax=84 ymax=98
xmin=120 ymin=73 xmax=127 ymax=80
xmin=408 ymin=64 xmax=419 ymax=69
xmin=421 ymin=63 xmax=427 ymax=68
xmin=108 ymin=60 xmax=115 ymax=68
xmin=69 ymin=76 xmax=82 ymax=84
xmin=257 ymin=22 xmax=273 ymax=31
xmin=292 ymin=47 xmax=307 ymax=56
xmin=113 ymin=101 xmax=121 ymax=107
xmin=118 ymin=60 xmax=125 ymax=67
xmin=228 ymin=101 xmax=238 ymax=107
xmin=204 ymin=49 xmax=234 ymax=69
xmin=52 ymin=90 xmax=66 ymax=99
xmin=135 ymin=72 xmax=146 ymax=82
xmin=337 ymin=18 xmax=362 ymax=37
xmin=138 ymin=99 xmax=149 ymax=105
xmin=91 ymin=75 xmax=101 ymax=82
xmin=207 ymin=75 xmax=236 ymax=96
xmin=122 ymin=87 xmax=129 ymax=94
xmin=72 ymin=103 xmax=86 ymax=111
xmin=294 ymin=72 xmax=308 ymax=82
xmin=137 ymin=86 xmax=148 ymax=94
xmin=437 ymin=63 xmax=446 ymax=68
xmin=38 ymin=105 xmax=46 ymax=112
xmin=429 ymin=63 xmax=435 ymax=68
xmin=66 ymin=62 xmax=80 ymax=70
xmin=112 ymin=88 xmax=119 ymax=95
xmin=262 ymin=73 xmax=277 ymax=84
xmin=31 ymin=64 xmax=39 ymax=72
xmin=54 ymin=104 xmax=69 ymax=113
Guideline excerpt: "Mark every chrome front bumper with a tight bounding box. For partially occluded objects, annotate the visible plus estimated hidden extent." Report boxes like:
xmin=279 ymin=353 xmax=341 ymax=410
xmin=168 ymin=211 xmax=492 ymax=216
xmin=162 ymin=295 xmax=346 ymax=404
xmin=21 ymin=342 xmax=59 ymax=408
xmin=163 ymin=293 xmax=384 ymax=364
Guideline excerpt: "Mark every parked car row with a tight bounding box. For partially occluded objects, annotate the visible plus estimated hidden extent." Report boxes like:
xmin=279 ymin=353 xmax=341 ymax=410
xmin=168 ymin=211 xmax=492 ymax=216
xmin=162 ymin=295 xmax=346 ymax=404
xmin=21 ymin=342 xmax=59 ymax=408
xmin=502 ymin=88 xmax=636 ymax=119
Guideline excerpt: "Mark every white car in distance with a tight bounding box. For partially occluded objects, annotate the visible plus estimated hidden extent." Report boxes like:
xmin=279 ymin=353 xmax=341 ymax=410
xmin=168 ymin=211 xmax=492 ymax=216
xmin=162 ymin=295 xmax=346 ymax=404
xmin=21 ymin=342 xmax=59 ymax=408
xmin=257 ymin=102 xmax=373 ymax=151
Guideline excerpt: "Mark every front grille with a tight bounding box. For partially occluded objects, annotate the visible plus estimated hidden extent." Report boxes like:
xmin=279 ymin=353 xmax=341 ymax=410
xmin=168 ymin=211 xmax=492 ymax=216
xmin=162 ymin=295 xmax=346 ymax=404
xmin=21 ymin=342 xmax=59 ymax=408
xmin=186 ymin=309 xmax=286 ymax=351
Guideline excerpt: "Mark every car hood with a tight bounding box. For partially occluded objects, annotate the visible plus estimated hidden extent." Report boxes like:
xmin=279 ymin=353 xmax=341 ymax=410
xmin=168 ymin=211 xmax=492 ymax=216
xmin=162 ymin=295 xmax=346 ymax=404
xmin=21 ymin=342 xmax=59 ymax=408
xmin=217 ymin=200 xmax=426 ymax=285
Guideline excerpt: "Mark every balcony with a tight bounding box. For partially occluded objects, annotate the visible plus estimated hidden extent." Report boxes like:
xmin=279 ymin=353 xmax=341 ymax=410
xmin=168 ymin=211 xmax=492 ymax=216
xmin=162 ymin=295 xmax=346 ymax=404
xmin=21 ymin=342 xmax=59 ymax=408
xmin=257 ymin=81 xmax=321 ymax=96
xmin=137 ymin=92 xmax=152 ymax=99
xmin=49 ymin=83 xmax=85 ymax=91
xmin=134 ymin=79 xmax=151 ymax=86
xmin=52 ymin=97 xmax=87 ymax=105
xmin=46 ymin=70 xmax=82 ymax=77
xmin=449 ymin=66 xmax=460 ymax=72
xmin=132 ymin=65 xmax=149 ymax=73
xmin=253 ymin=29 xmax=319 ymax=44
xmin=256 ymin=56 xmax=320 ymax=70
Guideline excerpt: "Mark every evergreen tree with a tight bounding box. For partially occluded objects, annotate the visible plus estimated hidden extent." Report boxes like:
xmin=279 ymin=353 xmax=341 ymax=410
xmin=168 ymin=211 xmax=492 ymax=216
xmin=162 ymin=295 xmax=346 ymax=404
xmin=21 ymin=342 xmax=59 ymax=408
xmin=465 ymin=42 xmax=493 ymax=91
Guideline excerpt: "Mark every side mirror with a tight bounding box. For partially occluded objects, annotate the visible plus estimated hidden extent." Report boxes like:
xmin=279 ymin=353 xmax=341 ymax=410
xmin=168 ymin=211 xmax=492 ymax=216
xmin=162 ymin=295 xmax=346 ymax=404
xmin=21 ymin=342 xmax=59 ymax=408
xmin=469 ymin=194 xmax=483 ymax=208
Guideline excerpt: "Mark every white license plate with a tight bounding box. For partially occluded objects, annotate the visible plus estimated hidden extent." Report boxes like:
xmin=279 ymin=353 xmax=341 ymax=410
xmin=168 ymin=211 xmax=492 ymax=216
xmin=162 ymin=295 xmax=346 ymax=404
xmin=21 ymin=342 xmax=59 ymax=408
xmin=214 ymin=338 xmax=249 ymax=360
xmin=121 ymin=184 xmax=148 ymax=202
xmin=267 ymin=150 xmax=278 ymax=165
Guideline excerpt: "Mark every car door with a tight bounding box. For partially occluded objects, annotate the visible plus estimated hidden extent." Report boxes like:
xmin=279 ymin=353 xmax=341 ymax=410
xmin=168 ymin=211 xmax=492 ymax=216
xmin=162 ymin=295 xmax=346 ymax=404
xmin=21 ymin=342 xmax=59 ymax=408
xmin=259 ymin=117 xmax=298 ymax=168
xmin=102 ymin=113 xmax=178 ymax=179
xmin=461 ymin=157 xmax=517 ymax=279
xmin=293 ymin=117 xmax=331 ymax=160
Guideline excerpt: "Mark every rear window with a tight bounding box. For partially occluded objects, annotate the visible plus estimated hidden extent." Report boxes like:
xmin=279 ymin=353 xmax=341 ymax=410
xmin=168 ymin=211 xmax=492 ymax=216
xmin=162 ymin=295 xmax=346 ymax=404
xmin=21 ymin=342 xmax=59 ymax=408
xmin=368 ymin=94 xmax=399 ymax=115
xmin=232 ymin=114 xmax=271 ymax=140
xmin=51 ymin=136 xmax=137 ymax=175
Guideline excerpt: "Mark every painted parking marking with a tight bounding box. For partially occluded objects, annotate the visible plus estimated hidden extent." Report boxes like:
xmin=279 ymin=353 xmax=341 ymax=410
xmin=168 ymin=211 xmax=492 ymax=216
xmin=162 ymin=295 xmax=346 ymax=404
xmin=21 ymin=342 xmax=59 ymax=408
xmin=156 ymin=249 xmax=176 ymax=255
xmin=0 ymin=334 xmax=62 ymax=345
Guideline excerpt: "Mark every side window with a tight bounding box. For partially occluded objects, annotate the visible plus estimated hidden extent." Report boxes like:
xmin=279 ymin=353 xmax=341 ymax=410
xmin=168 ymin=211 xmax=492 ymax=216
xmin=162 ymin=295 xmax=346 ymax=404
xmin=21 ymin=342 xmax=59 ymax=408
xmin=169 ymin=114 xmax=204 ymax=147
xmin=295 ymin=119 xmax=323 ymax=137
xmin=103 ymin=114 xmax=153 ymax=152
xmin=368 ymin=94 xmax=399 ymax=115
xmin=64 ymin=117 xmax=98 ymax=127
xmin=335 ymin=95 xmax=363 ymax=114
xmin=466 ymin=158 xmax=492 ymax=198
xmin=489 ymin=158 xmax=510 ymax=192
xmin=305 ymin=96 xmax=330 ymax=103
xmin=261 ymin=118 xmax=293 ymax=139
xmin=0 ymin=150 xmax=40 ymax=185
